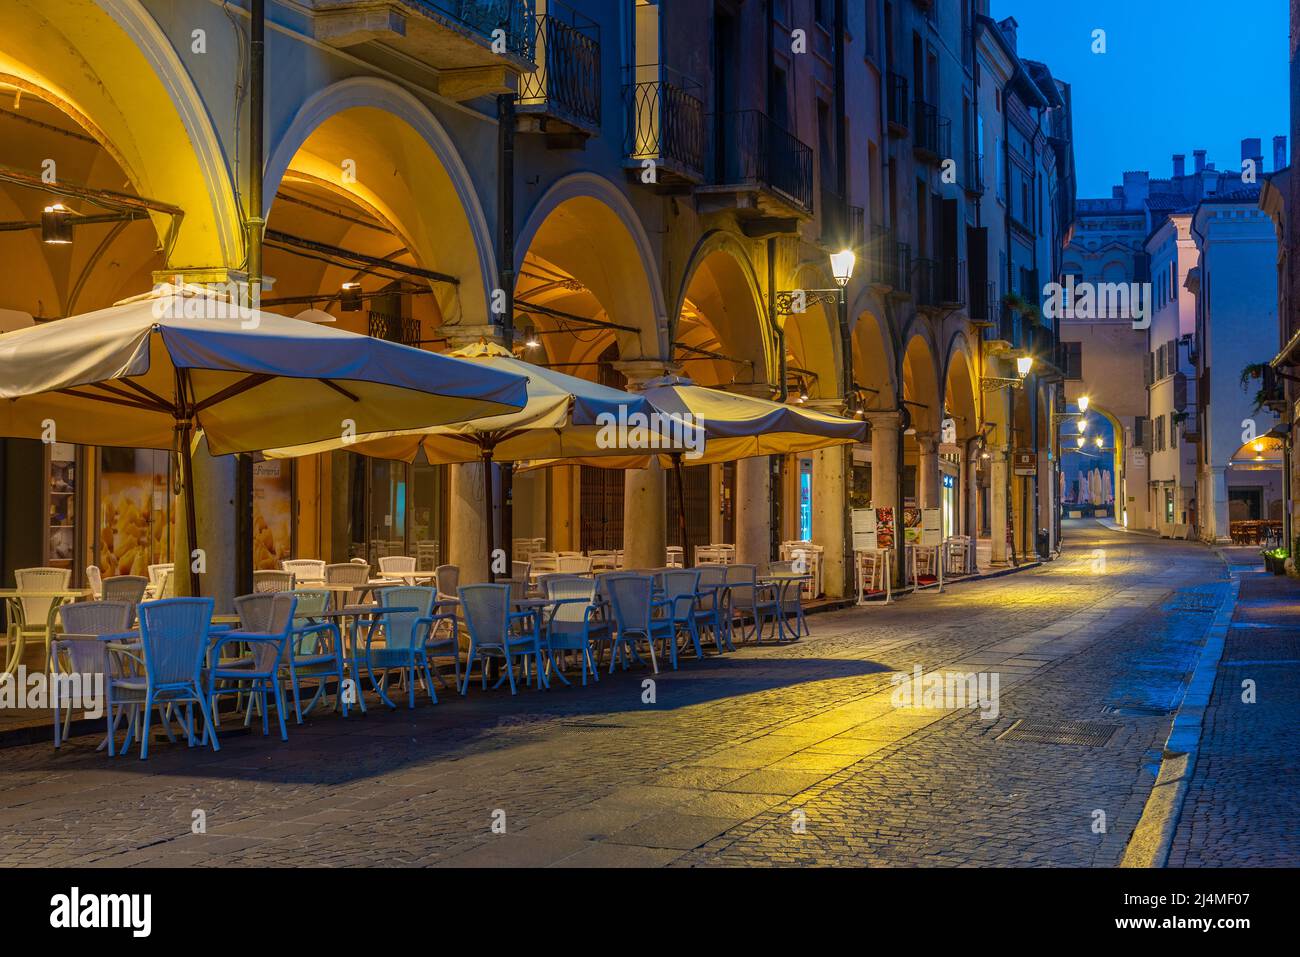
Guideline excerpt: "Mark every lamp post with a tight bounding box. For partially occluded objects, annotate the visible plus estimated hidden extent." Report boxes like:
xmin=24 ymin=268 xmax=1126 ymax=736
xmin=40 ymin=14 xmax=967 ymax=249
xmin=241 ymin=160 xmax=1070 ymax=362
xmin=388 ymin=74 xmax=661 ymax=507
xmin=774 ymin=249 xmax=857 ymax=596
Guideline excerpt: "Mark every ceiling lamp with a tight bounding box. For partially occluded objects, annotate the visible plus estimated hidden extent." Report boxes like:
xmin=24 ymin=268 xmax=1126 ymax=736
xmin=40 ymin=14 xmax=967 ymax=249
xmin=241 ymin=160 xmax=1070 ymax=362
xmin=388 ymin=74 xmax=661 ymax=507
xmin=42 ymin=204 xmax=72 ymax=245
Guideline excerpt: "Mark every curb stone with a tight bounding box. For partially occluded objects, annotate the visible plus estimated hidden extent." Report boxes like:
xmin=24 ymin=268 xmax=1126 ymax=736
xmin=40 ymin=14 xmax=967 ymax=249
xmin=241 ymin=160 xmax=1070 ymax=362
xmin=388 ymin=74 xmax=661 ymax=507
xmin=1119 ymin=558 xmax=1239 ymax=868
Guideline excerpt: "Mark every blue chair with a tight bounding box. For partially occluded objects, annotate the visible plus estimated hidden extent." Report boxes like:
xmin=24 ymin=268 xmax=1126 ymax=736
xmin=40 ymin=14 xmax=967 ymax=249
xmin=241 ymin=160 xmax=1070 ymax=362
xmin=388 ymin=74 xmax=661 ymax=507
xmin=693 ymin=564 xmax=732 ymax=652
xmin=208 ymin=592 xmax=297 ymax=741
xmin=284 ymin=589 xmax=354 ymax=720
xmin=358 ymin=586 xmax=439 ymax=709
xmin=660 ymin=569 xmax=706 ymax=662
xmin=725 ymin=564 xmax=780 ymax=644
xmin=459 ymin=583 xmax=545 ymax=695
xmin=543 ymin=577 xmax=605 ymax=686
xmin=605 ymin=575 xmax=674 ymax=674
xmin=108 ymin=597 xmax=219 ymax=760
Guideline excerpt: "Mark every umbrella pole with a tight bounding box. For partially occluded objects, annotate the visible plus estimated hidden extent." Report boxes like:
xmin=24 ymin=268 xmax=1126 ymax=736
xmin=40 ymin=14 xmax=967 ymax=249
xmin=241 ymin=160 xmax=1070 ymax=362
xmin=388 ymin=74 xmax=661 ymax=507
xmin=177 ymin=418 xmax=201 ymax=597
xmin=482 ymin=448 xmax=496 ymax=583
xmin=672 ymin=452 xmax=689 ymax=567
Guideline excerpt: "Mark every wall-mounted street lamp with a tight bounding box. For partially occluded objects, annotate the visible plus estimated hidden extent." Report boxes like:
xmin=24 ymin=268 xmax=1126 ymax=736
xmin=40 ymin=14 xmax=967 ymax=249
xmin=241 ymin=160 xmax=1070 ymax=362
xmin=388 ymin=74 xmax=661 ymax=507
xmin=1077 ymin=395 xmax=1090 ymax=413
xmin=981 ymin=354 xmax=1034 ymax=392
xmin=524 ymin=325 xmax=540 ymax=350
xmin=1076 ymin=435 xmax=1086 ymax=448
xmin=41 ymin=204 xmax=73 ymax=245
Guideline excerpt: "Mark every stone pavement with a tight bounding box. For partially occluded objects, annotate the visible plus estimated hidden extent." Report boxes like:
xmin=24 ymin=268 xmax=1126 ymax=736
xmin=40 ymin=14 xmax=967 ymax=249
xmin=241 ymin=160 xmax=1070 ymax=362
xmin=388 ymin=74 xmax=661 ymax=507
xmin=0 ymin=520 xmax=1261 ymax=867
xmin=1167 ymin=558 xmax=1300 ymax=866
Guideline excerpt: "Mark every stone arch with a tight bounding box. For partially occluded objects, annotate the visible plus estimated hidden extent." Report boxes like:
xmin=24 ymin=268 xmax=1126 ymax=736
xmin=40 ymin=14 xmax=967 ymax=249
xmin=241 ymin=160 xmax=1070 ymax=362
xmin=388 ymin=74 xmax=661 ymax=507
xmin=902 ymin=328 xmax=943 ymax=433
xmin=848 ymin=284 xmax=897 ymax=409
xmin=674 ymin=230 xmax=771 ymax=388
xmin=514 ymin=172 xmax=666 ymax=361
xmin=0 ymin=0 xmax=243 ymax=268
xmin=265 ymin=77 xmax=497 ymax=325
xmin=941 ymin=330 xmax=980 ymax=441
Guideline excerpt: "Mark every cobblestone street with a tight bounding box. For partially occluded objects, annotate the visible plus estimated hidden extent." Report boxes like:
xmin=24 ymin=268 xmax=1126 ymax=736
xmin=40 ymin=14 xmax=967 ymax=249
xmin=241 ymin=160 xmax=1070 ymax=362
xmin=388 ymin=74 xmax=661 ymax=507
xmin=0 ymin=520 xmax=1279 ymax=868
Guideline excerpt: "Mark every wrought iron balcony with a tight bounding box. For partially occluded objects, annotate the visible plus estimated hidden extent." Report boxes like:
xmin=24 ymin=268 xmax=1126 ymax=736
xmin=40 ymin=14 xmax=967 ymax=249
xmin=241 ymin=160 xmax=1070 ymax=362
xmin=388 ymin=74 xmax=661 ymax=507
xmin=517 ymin=5 xmax=601 ymax=135
xmin=968 ymin=279 xmax=997 ymax=323
xmin=624 ymin=67 xmax=706 ymax=185
xmin=913 ymin=100 xmax=951 ymax=162
xmin=706 ymin=110 xmax=814 ymax=215
xmin=913 ymin=258 xmax=966 ymax=309
xmin=886 ymin=73 xmax=909 ymax=135
xmin=819 ymin=189 xmax=865 ymax=251
xmin=313 ymin=0 xmax=536 ymax=100
xmin=964 ymin=151 xmax=985 ymax=194
xmin=865 ymin=226 xmax=911 ymax=292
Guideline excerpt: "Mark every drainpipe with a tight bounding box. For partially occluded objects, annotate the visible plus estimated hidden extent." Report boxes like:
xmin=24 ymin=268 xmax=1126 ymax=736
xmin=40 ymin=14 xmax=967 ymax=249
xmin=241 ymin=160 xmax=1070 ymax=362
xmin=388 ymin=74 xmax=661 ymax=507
xmin=237 ymin=0 xmax=266 ymax=599
xmin=497 ymin=91 xmax=517 ymax=568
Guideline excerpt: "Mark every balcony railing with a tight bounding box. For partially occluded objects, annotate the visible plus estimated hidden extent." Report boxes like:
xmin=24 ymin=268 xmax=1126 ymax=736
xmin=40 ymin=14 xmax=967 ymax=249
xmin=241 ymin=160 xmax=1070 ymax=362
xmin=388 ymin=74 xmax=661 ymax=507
xmin=516 ymin=5 xmax=600 ymax=130
xmin=369 ymin=311 xmax=421 ymax=346
xmin=913 ymin=258 xmax=966 ymax=307
xmin=866 ymin=226 xmax=911 ymax=291
xmin=913 ymin=100 xmax=951 ymax=160
xmin=820 ymin=189 xmax=865 ymax=250
xmin=420 ymin=0 xmax=536 ymax=58
xmin=965 ymin=151 xmax=985 ymax=194
xmin=710 ymin=110 xmax=814 ymax=213
xmin=886 ymin=73 xmax=909 ymax=132
xmin=969 ymin=279 xmax=997 ymax=323
xmin=624 ymin=68 xmax=706 ymax=181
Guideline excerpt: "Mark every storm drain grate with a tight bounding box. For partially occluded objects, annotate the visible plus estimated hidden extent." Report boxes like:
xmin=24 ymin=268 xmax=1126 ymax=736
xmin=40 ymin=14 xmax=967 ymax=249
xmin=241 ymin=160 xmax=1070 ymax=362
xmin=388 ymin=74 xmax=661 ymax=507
xmin=997 ymin=719 xmax=1119 ymax=747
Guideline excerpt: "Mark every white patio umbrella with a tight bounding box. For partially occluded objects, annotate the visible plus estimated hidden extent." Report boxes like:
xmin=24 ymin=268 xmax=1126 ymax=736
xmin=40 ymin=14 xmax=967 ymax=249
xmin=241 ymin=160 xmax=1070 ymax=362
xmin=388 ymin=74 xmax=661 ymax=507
xmin=266 ymin=340 xmax=654 ymax=577
xmin=0 ymin=285 xmax=528 ymax=594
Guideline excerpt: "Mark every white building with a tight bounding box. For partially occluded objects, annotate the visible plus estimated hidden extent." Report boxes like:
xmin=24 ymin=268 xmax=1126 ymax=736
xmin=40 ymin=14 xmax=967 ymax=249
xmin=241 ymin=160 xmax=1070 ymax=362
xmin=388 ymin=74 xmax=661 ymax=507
xmin=1190 ymin=186 xmax=1283 ymax=541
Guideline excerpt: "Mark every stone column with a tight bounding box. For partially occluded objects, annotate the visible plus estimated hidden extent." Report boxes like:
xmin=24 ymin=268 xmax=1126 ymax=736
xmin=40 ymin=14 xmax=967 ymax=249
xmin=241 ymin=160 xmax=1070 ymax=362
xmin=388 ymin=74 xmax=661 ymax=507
xmin=967 ymin=448 xmax=982 ymax=540
xmin=734 ymin=454 xmax=771 ymax=568
xmin=1211 ymin=466 xmax=1231 ymax=544
xmin=865 ymin=411 xmax=901 ymax=512
xmin=443 ymin=324 xmax=506 ymax=581
xmin=615 ymin=359 xmax=675 ymax=569
xmin=989 ymin=448 xmax=1009 ymax=565
xmin=810 ymin=443 xmax=847 ymax=598
xmin=915 ymin=430 xmax=941 ymax=509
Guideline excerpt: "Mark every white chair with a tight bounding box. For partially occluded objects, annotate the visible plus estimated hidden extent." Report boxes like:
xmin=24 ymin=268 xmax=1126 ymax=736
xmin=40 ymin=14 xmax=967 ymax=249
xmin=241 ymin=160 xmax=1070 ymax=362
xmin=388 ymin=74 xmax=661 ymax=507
xmin=253 ymin=569 xmax=296 ymax=593
xmin=415 ymin=540 xmax=439 ymax=571
xmin=11 ymin=568 xmax=72 ymax=668
xmin=664 ymin=546 xmax=684 ymax=568
xmin=145 ymin=563 xmax=174 ymax=599
xmin=557 ymin=555 xmax=593 ymax=574
xmin=780 ymin=541 xmax=824 ymax=598
xmin=282 ymin=559 xmax=326 ymax=584
xmin=530 ymin=553 xmax=559 ymax=576
xmin=378 ymin=556 xmax=417 ymax=579
xmin=855 ymin=548 xmax=893 ymax=605
xmin=85 ymin=565 xmax=104 ymax=600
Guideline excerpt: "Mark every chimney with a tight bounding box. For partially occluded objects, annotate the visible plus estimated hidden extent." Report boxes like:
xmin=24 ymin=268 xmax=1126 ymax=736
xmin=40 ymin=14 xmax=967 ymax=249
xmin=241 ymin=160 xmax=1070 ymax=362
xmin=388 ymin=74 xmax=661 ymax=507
xmin=1275 ymin=135 xmax=1288 ymax=170
xmin=997 ymin=16 xmax=1019 ymax=53
xmin=1241 ymin=137 xmax=1263 ymax=176
xmin=1193 ymin=149 xmax=1206 ymax=173
xmin=1172 ymin=154 xmax=1186 ymax=178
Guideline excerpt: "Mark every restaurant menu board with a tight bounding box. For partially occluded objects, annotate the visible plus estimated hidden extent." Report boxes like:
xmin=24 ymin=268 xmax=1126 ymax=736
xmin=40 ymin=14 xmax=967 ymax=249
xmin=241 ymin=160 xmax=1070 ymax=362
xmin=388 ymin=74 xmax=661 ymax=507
xmin=903 ymin=507 xmax=943 ymax=546
xmin=47 ymin=443 xmax=77 ymax=569
xmin=872 ymin=507 xmax=895 ymax=550
xmin=252 ymin=460 xmax=293 ymax=570
xmin=851 ymin=508 xmax=876 ymax=550
xmin=98 ymin=450 xmax=172 ymax=577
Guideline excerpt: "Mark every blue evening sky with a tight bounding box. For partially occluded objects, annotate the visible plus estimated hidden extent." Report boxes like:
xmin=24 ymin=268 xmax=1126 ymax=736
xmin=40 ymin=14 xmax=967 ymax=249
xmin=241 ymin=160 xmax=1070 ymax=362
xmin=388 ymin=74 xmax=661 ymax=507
xmin=991 ymin=0 xmax=1289 ymax=199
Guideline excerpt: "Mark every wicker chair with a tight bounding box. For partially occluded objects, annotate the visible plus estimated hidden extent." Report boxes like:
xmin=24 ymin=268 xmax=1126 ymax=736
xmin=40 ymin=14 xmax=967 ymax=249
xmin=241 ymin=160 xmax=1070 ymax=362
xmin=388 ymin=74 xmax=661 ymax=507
xmin=85 ymin=565 xmax=104 ymax=600
xmin=660 ymin=568 xmax=705 ymax=663
xmin=109 ymin=597 xmax=218 ymax=759
xmin=693 ymin=564 xmax=731 ymax=652
xmin=543 ymin=576 xmax=605 ymax=686
xmin=324 ymin=562 xmax=371 ymax=608
xmin=282 ymin=559 xmax=326 ymax=584
xmin=358 ymin=586 xmax=441 ymax=709
xmin=101 ymin=576 xmax=148 ymax=622
xmin=604 ymin=575 xmax=673 ymax=674
xmin=283 ymin=588 xmax=354 ymax=720
xmin=145 ymin=563 xmax=173 ymax=599
xmin=458 ymin=583 xmax=544 ymax=695
xmin=51 ymin=600 xmax=134 ymax=747
xmin=13 ymin=566 xmax=71 ymax=665
xmin=725 ymin=564 xmax=779 ymax=644
xmin=208 ymin=592 xmax=297 ymax=740
xmin=434 ymin=564 xmax=460 ymax=601
xmin=378 ymin=556 xmax=417 ymax=579
xmin=252 ymin=569 xmax=296 ymax=593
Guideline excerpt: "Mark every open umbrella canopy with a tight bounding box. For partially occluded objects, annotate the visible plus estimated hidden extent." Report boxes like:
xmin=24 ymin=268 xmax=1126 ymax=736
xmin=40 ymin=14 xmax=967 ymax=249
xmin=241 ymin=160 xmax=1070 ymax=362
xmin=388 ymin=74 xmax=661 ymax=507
xmin=0 ymin=285 xmax=529 ymax=454
xmin=524 ymin=375 xmax=866 ymax=469
xmin=264 ymin=340 xmax=652 ymax=464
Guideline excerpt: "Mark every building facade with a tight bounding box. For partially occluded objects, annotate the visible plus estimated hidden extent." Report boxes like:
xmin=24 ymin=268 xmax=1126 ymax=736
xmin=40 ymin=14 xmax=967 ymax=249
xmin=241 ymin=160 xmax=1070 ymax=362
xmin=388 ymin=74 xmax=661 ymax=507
xmin=0 ymin=0 xmax=1073 ymax=608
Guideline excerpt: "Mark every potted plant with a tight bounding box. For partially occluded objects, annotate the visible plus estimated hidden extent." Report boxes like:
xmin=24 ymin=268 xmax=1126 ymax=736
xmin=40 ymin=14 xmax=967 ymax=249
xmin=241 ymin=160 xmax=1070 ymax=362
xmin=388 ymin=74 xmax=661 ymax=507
xmin=1262 ymin=547 xmax=1288 ymax=575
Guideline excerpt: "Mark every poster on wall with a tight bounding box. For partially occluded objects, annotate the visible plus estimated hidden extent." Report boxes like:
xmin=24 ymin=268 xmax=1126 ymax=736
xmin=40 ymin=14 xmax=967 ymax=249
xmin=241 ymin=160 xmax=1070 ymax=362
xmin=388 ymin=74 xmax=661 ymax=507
xmin=99 ymin=450 xmax=172 ymax=577
xmin=253 ymin=460 xmax=293 ymax=571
